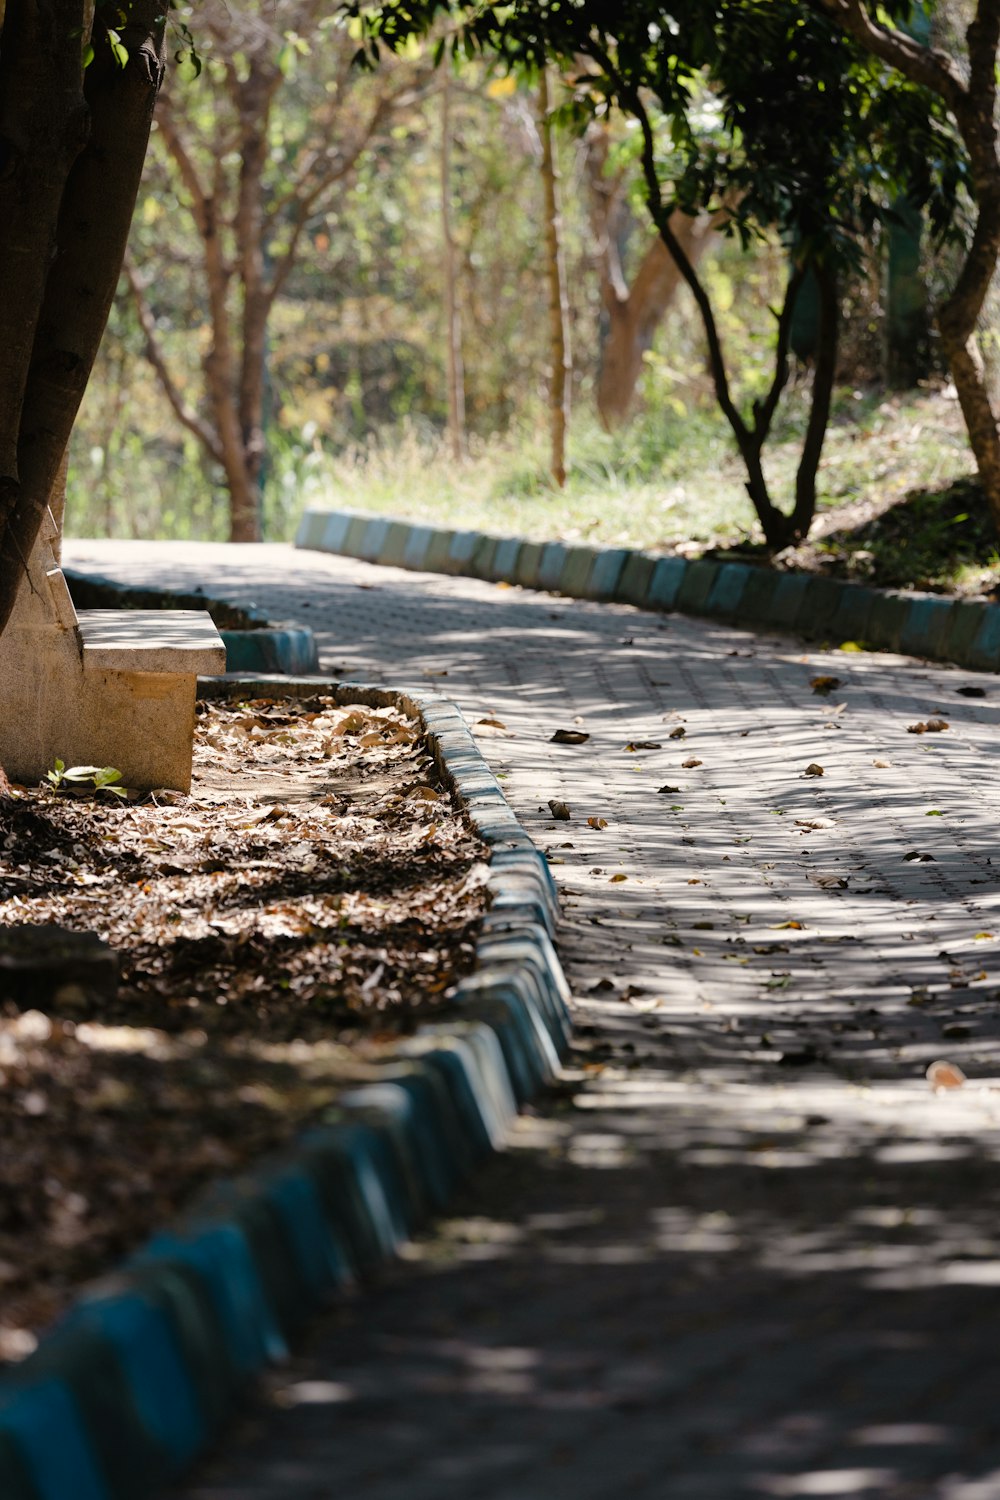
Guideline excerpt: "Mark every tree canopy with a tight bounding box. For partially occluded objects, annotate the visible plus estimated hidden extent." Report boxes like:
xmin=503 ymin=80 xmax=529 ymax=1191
xmin=344 ymin=0 xmax=971 ymax=546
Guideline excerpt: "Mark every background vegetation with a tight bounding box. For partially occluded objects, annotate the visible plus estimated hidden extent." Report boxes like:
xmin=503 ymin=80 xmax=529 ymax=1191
xmin=63 ymin=0 xmax=1000 ymax=594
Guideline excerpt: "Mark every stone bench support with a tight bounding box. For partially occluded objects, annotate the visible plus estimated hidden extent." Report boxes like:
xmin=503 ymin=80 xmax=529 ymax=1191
xmin=0 ymin=514 xmax=225 ymax=792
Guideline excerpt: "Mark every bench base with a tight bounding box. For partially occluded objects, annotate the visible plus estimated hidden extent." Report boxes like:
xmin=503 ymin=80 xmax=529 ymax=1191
xmin=0 ymin=619 xmax=203 ymax=792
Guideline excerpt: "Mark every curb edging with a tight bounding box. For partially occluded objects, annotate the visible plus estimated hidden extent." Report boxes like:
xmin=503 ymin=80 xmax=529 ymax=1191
xmin=0 ymin=675 xmax=568 ymax=1500
xmin=64 ymin=568 xmax=321 ymax=677
xmin=295 ymin=507 xmax=1000 ymax=672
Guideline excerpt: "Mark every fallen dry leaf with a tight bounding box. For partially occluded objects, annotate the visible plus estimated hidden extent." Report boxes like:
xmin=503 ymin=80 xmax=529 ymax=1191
xmin=873 ymin=759 xmax=892 ymax=768
xmin=548 ymin=800 xmax=571 ymax=821
xmin=681 ymin=758 xmax=702 ymax=769
xmin=550 ymin=729 xmax=590 ymax=745
xmin=907 ymin=718 xmax=949 ymax=735
xmin=610 ymin=873 xmax=628 ymax=883
xmin=810 ymin=675 xmax=842 ymax=696
xmin=803 ymin=763 xmax=824 ymax=777
xmin=0 ymin=695 xmax=487 ymax=1360
xmin=587 ymin=816 xmax=609 ymax=830
xmin=668 ymin=727 xmax=686 ymax=740
xmin=625 ymin=741 xmax=662 ymax=752
xmin=926 ymin=1059 xmax=966 ymax=1090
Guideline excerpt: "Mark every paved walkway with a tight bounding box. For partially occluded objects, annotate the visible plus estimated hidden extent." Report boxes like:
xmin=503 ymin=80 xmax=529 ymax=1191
xmin=67 ymin=540 xmax=1000 ymax=1499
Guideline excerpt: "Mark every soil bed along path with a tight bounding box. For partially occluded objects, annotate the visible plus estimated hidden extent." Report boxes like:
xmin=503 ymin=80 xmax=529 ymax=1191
xmin=0 ymin=695 xmax=488 ymax=1364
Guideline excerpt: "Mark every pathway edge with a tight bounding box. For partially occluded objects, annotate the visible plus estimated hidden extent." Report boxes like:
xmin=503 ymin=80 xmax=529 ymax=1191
xmin=0 ymin=675 xmax=569 ymax=1500
xmin=295 ymin=506 xmax=1000 ymax=671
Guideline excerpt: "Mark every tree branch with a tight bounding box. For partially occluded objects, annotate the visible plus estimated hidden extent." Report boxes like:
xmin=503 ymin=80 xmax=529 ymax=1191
xmin=752 ymin=261 xmax=807 ymax=445
xmin=815 ymin=0 xmax=967 ymax=110
xmin=124 ymin=256 xmax=224 ymax=464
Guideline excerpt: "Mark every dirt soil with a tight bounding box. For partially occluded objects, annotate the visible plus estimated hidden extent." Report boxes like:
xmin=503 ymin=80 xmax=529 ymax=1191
xmin=0 ymin=696 xmax=488 ymax=1362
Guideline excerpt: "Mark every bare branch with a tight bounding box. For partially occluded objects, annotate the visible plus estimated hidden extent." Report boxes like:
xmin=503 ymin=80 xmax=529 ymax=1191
xmin=154 ymin=99 xmax=211 ymax=235
xmin=125 ymin=256 xmax=224 ymax=464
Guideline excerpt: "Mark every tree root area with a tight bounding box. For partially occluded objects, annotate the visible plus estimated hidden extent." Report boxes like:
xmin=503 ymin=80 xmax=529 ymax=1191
xmin=0 ymin=696 xmax=488 ymax=1361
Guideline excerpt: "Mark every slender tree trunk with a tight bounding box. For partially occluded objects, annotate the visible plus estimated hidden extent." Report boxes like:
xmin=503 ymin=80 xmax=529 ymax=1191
xmin=792 ymin=259 xmax=839 ymax=540
xmin=440 ymin=68 xmax=466 ymax=463
xmin=539 ymin=67 xmax=571 ymax=486
xmin=235 ymin=63 xmax=279 ymax=543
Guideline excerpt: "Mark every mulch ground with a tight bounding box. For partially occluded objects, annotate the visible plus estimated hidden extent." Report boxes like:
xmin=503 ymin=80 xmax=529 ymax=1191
xmin=0 ymin=695 xmax=488 ymax=1362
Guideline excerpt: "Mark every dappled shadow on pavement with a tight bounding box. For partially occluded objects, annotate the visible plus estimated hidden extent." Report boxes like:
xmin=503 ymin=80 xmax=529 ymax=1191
xmin=180 ymin=1070 xmax=1000 ymax=1500
xmin=63 ymin=544 xmax=1000 ymax=1499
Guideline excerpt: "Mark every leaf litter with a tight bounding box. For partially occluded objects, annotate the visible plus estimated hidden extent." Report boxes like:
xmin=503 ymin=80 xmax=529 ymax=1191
xmin=0 ymin=696 xmax=488 ymax=1361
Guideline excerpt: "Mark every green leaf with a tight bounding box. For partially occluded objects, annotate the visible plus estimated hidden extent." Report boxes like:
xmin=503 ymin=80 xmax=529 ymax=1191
xmin=108 ymin=28 xmax=129 ymax=68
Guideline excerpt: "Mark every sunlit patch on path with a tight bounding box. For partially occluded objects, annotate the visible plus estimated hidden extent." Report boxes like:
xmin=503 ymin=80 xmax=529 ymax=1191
xmin=66 ymin=539 xmax=1000 ymax=1499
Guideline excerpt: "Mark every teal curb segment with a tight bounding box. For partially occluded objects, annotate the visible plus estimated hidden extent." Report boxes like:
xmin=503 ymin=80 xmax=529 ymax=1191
xmin=295 ymin=507 xmax=1000 ymax=671
xmin=1 ymin=672 xmax=571 ymax=1500
xmin=0 ymin=1381 xmax=106 ymax=1500
xmin=221 ymin=626 xmax=320 ymax=674
xmin=65 ymin=566 xmax=320 ymax=677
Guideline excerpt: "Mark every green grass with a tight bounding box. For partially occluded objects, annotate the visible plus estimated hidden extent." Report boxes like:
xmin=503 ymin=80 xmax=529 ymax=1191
xmin=303 ymin=384 xmax=976 ymax=553
xmin=68 ymin=377 xmax=996 ymax=596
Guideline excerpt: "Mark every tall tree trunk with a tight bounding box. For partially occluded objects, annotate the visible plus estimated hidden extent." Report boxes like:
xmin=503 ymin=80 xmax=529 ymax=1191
xmin=440 ymin=68 xmax=466 ymax=463
xmin=539 ymin=67 xmax=571 ymax=486
xmin=0 ymin=0 xmax=166 ymax=632
xmin=235 ymin=63 xmax=278 ymax=544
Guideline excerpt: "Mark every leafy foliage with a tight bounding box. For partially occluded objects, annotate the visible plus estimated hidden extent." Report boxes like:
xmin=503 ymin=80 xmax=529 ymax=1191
xmin=45 ymin=762 xmax=128 ymax=800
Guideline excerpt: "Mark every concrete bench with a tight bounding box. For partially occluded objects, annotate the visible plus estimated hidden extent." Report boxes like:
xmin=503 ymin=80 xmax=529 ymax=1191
xmin=0 ymin=514 xmax=225 ymax=792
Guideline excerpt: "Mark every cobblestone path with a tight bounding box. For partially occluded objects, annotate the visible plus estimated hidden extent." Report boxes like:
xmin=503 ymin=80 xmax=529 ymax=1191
xmin=66 ymin=539 xmax=1000 ymax=1499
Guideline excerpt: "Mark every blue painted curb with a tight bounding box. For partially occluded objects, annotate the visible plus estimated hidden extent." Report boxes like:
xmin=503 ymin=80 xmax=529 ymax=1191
xmin=0 ymin=675 xmax=570 ymax=1500
xmin=64 ymin=567 xmax=320 ymax=676
xmin=296 ymin=507 xmax=1000 ymax=672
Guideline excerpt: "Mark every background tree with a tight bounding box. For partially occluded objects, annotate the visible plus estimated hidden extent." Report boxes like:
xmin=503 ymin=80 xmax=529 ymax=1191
xmin=539 ymin=66 xmax=572 ymax=485
xmin=126 ymin=0 xmax=426 ymax=542
xmin=584 ymin=121 xmax=722 ymax=431
xmin=350 ymin=0 xmax=967 ymax=548
xmin=820 ymin=0 xmax=1000 ymax=534
xmin=0 ymin=0 xmax=166 ymax=634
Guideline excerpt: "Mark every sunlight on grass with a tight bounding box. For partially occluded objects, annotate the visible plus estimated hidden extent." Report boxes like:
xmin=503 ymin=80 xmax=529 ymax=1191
xmin=307 ymin=387 xmax=974 ymax=556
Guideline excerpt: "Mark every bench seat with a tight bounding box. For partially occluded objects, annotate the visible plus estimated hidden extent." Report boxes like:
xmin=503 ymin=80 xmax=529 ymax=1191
xmin=78 ymin=609 xmax=227 ymax=675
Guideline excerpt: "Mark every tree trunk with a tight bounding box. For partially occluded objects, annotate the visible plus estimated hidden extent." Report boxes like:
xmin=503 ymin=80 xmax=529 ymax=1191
xmin=597 ymin=223 xmax=719 ymax=429
xmin=819 ymin=0 xmax=1000 ymax=535
xmin=235 ymin=63 xmax=278 ymax=543
xmin=584 ymin=124 xmax=721 ymax=429
xmin=0 ymin=0 xmax=166 ymax=634
xmin=440 ymin=68 xmax=466 ymax=463
xmin=940 ymin=324 xmax=1000 ymax=531
xmin=539 ymin=68 xmax=571 ymax=486
xmin=792 ymin=259 xmax=839 ymax=541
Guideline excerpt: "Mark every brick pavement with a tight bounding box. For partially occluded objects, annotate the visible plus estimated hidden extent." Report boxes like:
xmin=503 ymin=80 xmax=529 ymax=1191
xmin=66 ymin=539 xmax=1000 ymax=1499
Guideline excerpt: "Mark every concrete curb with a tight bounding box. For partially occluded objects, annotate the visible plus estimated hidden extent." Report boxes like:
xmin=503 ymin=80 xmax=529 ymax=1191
xmin=64 ymin=567 xmax=321 ymax=677
xmin=295 ymin=507 xmax=1000 ymax=671
xmin=0 ymin=676 xmax=569 ymax=1500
